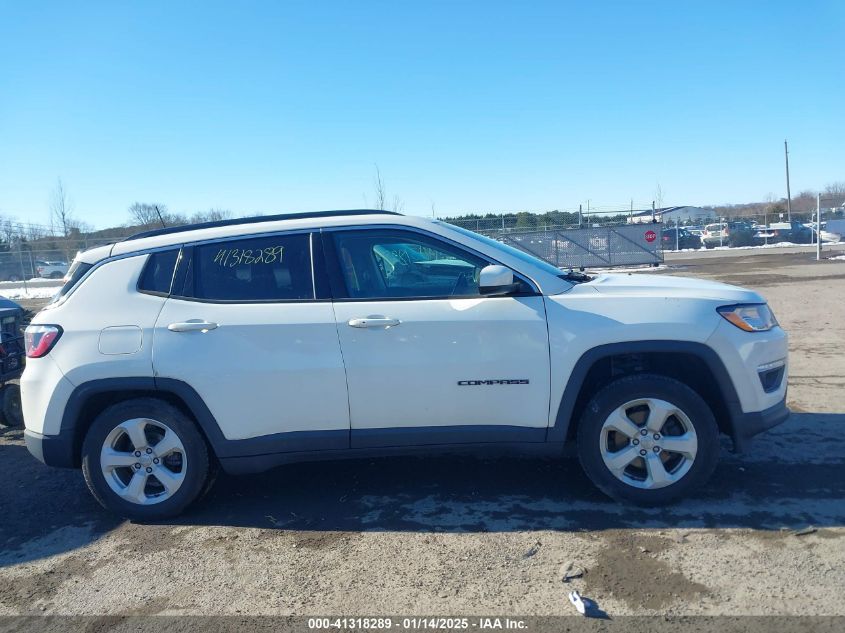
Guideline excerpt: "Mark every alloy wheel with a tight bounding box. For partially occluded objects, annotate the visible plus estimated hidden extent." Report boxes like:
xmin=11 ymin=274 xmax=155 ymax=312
xmin=599 ymin=398 xmax=698 ymax=490
xmin=100 ymin=418 xmax=187 ymax=505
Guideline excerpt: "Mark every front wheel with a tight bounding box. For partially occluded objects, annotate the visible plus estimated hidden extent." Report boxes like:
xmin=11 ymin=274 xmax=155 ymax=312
xmin=81 ymin=398 xmax=212 ymax=520
xmin=576 ymin=374 xmax=719 ymax=505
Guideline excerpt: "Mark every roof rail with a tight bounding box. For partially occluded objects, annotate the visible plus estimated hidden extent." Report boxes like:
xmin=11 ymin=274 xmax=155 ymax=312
xmin=123 ymin=209 xmax=402 ymax=241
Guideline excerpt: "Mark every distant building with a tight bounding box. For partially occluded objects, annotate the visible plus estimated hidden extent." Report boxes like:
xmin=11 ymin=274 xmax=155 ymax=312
xmin=627 ymin=206 xmax=716 ymax=225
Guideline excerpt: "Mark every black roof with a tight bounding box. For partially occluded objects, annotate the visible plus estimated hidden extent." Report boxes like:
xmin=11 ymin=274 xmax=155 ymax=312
xmin=124 ymin=209 xmax=402 ymax=242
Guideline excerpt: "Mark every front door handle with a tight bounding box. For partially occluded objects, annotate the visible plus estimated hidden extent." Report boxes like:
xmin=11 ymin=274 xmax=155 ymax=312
xmin=168 ymin=320 xmax=218 ymax=332
xmin=348 ymin=317 xmax=401 ymax=329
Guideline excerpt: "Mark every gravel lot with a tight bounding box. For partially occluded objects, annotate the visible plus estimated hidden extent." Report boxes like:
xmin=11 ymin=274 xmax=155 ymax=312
xmin=1 ymin=251 xmax=843 ymax=617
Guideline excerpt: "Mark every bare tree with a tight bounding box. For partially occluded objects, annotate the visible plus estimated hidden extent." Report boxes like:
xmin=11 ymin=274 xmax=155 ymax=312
xmin=50 ymin=178 xmax=74 ymax=237
xmin=0 ymin=217 xmax=18 ymax=251
xmin=791 ymin=190 xmax=817 ymax=213
xmin=50 ymin=178 xmax=78 ymax=260
xmin=371 ymin=165 xmax=405 ymax=212
xmin=373 ymin=165 xmax=386 ymax=210
xmin=654 ymin=183 xmax=665 ymax=211
xmin=128 ymin=203 xmax=173 ymax=227
xmin=190 ymin=208 xmax=232 ymax=223
xmin=391 ymin=194 xmax=405 ymax=213
xmin=824 ymin=182 xmax=845 ymax=206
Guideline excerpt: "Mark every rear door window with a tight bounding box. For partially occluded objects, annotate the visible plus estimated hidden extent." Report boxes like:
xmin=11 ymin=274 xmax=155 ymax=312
xmin=180 ymin=233 xmax=314 ymax=302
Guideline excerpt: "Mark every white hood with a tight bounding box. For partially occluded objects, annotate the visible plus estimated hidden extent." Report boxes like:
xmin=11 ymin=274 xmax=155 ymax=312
xmin=585 ymin=273 xmax=764 ymax=303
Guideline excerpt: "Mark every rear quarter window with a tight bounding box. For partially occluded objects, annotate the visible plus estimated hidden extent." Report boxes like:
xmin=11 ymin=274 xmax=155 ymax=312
xmin=47 ymin=260 xmax=93 ymax=305
xmin=138 ymin=249 xmax=180 ymax=295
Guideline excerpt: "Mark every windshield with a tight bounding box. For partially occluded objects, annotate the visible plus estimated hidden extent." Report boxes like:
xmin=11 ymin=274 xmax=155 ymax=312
xmin=438 ymin=222 xmax=566 ymax=277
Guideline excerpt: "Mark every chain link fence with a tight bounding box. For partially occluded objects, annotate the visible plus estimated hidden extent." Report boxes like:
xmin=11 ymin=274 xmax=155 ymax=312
xmin=0 ymin=229 xmax=137 ymax=281
xmin=498 ymin=224 xmax=664 ymax=268
xmin=439 ymin=213 xmax=665 ymax=268
xmin=442 ymin=204 xmax=845 ymax=262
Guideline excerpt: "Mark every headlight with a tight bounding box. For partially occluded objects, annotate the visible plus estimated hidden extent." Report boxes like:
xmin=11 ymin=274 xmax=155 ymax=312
xmin=717 ymin=304 xmax=778 ymax=332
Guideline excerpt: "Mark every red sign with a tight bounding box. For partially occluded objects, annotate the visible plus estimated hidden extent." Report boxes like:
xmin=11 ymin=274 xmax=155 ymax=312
xmin=644 ymin=230 xmax=657 ymax=243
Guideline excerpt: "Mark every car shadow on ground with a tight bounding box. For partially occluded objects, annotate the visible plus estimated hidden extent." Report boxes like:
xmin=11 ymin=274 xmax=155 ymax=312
xmin=189 ymin=412 xmax=845 ymax=533
xmin=0 ymin=427 xmax=123 ymax=568
xmin=1 ymin=412 xmax=844 ymax=568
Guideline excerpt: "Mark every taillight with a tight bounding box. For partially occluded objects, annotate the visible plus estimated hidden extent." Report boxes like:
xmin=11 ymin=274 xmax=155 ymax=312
xmin=24 ymin=325 xmax=63 ymax=358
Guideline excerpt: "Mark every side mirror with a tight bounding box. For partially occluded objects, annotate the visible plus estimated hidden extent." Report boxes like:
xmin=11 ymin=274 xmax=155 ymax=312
xmin=479 ymin=264 xmax=518 ymax=296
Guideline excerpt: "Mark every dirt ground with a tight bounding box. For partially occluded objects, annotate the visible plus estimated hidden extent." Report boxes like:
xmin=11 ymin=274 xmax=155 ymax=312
xmin=1 ymin=251 xmax=843 ymax=617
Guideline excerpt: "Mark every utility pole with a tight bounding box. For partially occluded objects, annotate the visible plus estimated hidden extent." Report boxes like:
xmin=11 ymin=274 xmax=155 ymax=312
xmin=578 ymin=204 xmax=583 ymax=228
xmin=676 ymin=217 xmax=680 ymax=251
xmin=784 ymin=140 xmax=792 ymax=222
xmin=817 ymin=193 xmax=821 ymax=261
xmin=630 ymin=199 xmax=633 ymax=223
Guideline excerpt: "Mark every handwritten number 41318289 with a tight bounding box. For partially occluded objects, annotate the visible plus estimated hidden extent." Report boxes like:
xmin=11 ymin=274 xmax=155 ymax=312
xmin=213 ymin=246 xmax=285 ymax=267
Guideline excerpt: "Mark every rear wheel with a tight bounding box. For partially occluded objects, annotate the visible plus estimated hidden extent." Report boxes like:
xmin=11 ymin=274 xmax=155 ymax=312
xmin=576 ymin=374 xmax=719 ymax=505
xmin=0 ymin=384 xmax=24 ymax=427
xmin=82 ymin=398 xmax=212 ymax=520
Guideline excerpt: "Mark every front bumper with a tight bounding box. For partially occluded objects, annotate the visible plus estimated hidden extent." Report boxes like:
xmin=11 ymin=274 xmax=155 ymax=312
xmin=730 ymin=396 xmax=790 ymax=453
xmin=24 ymin=428 xmax=77 ymax=468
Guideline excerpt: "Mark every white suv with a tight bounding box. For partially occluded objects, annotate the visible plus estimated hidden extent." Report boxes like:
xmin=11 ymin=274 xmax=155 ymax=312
xmin=22 ymin=210 xmax=789 ymax=519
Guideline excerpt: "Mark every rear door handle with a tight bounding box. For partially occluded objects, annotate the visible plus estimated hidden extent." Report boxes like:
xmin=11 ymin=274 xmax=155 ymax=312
xmin=348 ymin=317 xmax=401 ymax=329
xmin=168 ymin=320 xmax=218 ymax=332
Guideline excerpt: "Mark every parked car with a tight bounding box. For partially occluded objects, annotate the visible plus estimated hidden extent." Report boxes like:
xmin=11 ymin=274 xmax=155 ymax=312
xmin=702 ymin=221 xmax=757 ymax=248
xmin=0 ymin=297 xmax=26 ymax=427
xmin=661 ymin=227 xmax=702 ymax=250
xmin=22 ymin=209 xmax=789 ymax=519
xmin=824 ymin=219 xmax=845 ymax=242
xmin=35 ymin=260 xmax=69 ymax=279
xmin=0 ymin=259 xmax=35 ymax=282
xmin=801 ymin=222 xmax=841 ymax=244
xmin=758 ymin=221 xmax=812 ymax=244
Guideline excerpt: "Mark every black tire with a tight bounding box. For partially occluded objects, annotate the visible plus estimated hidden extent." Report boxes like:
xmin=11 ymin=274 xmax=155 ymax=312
xmin=576 ymin=374 xmax=719 ymax=505
xmin=0 ymin=383 xmax=24 ymax=427
xmin=81 ymin=398 xmax=212 ymax=520
xmin=7 ymin=274 xmax=21 ymax=282
xmin=49 ymin=271 xmax=64 ymax=279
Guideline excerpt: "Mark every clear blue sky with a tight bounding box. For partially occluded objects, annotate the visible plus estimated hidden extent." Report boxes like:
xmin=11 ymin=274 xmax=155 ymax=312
xmin=1 ymin=0 xmax=843 ymax=228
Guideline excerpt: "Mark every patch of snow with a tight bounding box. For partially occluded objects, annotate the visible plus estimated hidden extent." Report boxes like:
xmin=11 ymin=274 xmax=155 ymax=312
xmin=830 ymin=255 xmax=845 ymax=261
xmin=584 ymin=265 xmax=667 ymax=274
xmin=0 ymin=284 xmax=62 ymax=300
xmin=711 ymin=241 xmax=803 ymax=251
xmin=0 ymin=278 xmax=48 ymax=285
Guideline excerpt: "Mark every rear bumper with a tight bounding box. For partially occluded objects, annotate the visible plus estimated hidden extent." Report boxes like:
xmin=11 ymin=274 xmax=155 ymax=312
xmin=24 ymin=428 xmax=77 ymax=468
xmin=731 ymin=396 xmax=790 ymax=453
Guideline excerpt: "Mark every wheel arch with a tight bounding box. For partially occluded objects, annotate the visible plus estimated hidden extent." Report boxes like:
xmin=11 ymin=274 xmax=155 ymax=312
xmin=548 ymin=341 xmax=743 ymax=445
xmin=61 ymin=377 xmax=227 ymax=467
